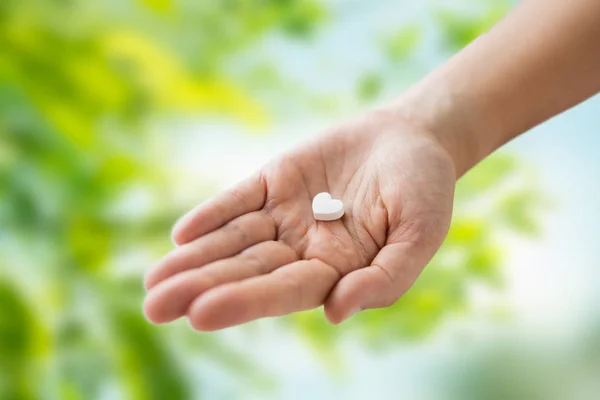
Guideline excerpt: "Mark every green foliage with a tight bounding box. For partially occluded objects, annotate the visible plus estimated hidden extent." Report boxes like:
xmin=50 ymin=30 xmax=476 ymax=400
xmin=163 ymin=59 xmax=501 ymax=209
xmin=277 ymin=0 xmax=326 ymax=38
xmin=141 ymin=0 xmax=173 ymax=14
xmin=0 ymin=0 xmax=326 ymax=397
xmin=435 ymin=2 xmax=514 ymax=50
xmin=0 ymin=281 xmax=47 ymax=400
xmin=357 ymin=73 xmax=383 ymax=101
xmin=108 ymin=304 xmax=190 ymax=400
xmin=385 ymin=25 xmax=422 ymax=62
xmin=0 ymin=0 xmax=540 ymax=398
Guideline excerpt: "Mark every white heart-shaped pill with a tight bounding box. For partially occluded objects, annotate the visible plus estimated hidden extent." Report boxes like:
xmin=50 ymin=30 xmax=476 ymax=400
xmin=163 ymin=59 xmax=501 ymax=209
xmin=312 ymin=192 xmax=344 ymax=221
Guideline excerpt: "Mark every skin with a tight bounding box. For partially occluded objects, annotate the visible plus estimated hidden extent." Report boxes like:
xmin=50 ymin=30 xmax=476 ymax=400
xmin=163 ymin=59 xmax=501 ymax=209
xmin=143 ymin=0 xmax=600 ymax=330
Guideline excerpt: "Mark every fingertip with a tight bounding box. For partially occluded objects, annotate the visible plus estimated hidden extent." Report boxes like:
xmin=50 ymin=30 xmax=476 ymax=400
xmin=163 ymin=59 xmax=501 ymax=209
xmin=323 ymin=272 xmax=365 ymax=325
xmin=171 ymin=230 xmax=181 ymax=247
xmin=324 ymin=266 xmax=398 ymax=325
xmin=186 ymin=291 xmax=222 ymax=331
xmin=143 ymin=262 xmax=163 ymax=291
xmin=171 ymin=201 xmax=211 ymax=246
xmin=171 ymin=213 xmax=192 ymax=246
xmin=324 ymin=307 xmax=343 ymax=325
xmin=187 ymin=285 xmax=250 ymax=332
xmin=143 ymin=263 xmax=161 ymax=290
xmin=172 ymin=174 xmax=267 ymax=247
xmin=143 ymin=275 xmax=153 ymax=291
xmin=323 ymin=292 xmax=348 ymax=325
xmin=143 ymin=293 xmax=168 ymax=325
xmin=143 ymin=248 xmax=181 ymax=293
xmin=186 ymin=316 xmax=214 ymax=332
xmin=187 ymin=312 xmax=223 ymax=332
xmin=324 ymin=305 xmax=361 ymax=325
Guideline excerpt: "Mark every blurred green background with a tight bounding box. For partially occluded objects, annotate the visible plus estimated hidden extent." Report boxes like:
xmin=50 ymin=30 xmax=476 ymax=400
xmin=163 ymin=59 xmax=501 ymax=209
xmin=1 ymin=0 xmax=599 ymax=399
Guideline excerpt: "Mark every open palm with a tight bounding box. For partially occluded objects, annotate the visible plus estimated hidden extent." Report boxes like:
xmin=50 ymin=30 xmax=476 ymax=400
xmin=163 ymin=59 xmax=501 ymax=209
xmin=144 ymin=111 xmax=456 ymax=331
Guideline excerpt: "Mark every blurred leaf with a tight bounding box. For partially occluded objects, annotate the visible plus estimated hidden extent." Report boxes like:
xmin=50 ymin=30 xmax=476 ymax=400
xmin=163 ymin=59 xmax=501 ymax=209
xmin=385 ymin=25 xmax=421 ymax=62
xmin=279 ymin=0 xmax=326 ymax=38
xmin=466 ymin=245 xmax=503 ymax=282
xmin=499 ymin=191 xmax=541 ymax=235
xmin=108 ymin=304 xmax=191 ymax=400
xmin=456 ymin=153 xmax=517 ymax=198
xmin=357 ymin=73 xmax=382 ymax=101
xmin=141 ymin=0 xmax=173 ymax=14
xmin=435 ymin=2 xmax=512 ymax=51
xmin=67 ymin=216 xmax=111 ymax=272
xmin=105 ymin=30 xmax=269 ymax=126
xmin=0 ymin=280 xmax=47 ymax=400
xmin=446 ymin=218 xmax=485 ymax=245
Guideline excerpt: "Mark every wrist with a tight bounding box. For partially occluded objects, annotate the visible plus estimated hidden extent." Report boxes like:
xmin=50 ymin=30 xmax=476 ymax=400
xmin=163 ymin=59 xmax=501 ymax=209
xmin=388 ymin=74 xmax=489 ymax=178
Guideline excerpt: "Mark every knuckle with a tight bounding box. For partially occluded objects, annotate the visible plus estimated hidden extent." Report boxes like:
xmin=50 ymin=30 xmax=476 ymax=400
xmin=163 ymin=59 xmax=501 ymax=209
xmin=240 ymin=241 xmax=297 ymax=274
xmin=227 ymin=186 xmax=247 ymax=205
xmin=192 ymin=267 xmax=219 ymax=290
xmin=224 ymin=219 xmax=250 ymax=242
xmin=256 ymin=212 xmax=277 ymax=238
xmin=373 ymin=263 xmax=395 ymax=285
xmin=279 ymin=244 xmax=299 ymax=264
xmin=222 ymin=211 xmax=275 ymax=245
xmin=370 ymin=264 xmax=402 ymax=308
xmin=240 ymin=246 xmax=266 ymax=273
xmin=264 ymin=240 xmax=293 ymax=256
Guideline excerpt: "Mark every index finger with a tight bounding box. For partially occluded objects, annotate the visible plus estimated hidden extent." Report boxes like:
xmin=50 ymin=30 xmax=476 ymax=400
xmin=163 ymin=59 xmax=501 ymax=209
xmin=172 ymin=173 xmax=267 ymax=246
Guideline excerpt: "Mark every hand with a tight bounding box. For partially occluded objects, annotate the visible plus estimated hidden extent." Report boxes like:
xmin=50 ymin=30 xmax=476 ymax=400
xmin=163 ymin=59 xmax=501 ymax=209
xmin=143 ymin=108 xmax=457 ymax=331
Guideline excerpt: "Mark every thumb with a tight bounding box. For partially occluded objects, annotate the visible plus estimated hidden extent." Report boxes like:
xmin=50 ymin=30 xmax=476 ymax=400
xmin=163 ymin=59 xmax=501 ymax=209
xmin=323 ymin=241 xmax=432 ymax=324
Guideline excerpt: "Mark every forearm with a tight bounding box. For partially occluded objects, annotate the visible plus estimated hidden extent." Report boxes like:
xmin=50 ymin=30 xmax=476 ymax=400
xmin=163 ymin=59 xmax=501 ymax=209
xmin=394 ymin=0 xmax=600 ymax=177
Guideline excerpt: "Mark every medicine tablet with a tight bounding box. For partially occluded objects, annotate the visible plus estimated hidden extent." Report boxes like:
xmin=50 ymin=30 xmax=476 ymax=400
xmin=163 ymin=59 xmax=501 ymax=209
xmin=312 ymin=192 xmax=344 ymax=221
